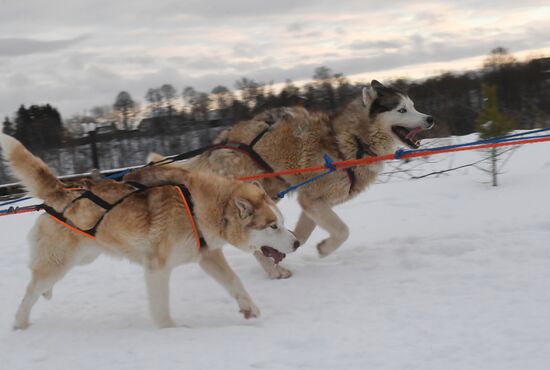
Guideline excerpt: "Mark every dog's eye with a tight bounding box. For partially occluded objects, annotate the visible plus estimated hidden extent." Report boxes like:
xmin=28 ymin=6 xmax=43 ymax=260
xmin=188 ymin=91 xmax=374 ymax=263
xmin=398 ymin=108 xmax=407 ymax=113
xmin=269 ymin=224 xmax=278 ymax=230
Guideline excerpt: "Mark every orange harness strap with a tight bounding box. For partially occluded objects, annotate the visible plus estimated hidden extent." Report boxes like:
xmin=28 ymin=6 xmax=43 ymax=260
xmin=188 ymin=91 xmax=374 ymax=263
xmin=48 ymin=215 xmax=97 ymax=240
xmin=40 ymin=183 xmax=206 ymax=250
xmin=173 ymin=185 xmax=206 ymax=251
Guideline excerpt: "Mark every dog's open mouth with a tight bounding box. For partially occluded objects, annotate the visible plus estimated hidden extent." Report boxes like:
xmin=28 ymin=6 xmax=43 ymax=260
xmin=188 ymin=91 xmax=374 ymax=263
xmin=391 ymin=126 xmax=424 ymax=149
xmin=261 ymin=246 xmax=286 ymax=264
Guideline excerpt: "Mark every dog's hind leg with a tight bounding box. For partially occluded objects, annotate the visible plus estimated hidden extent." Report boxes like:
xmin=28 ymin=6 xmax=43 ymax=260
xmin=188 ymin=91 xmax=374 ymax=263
xmin=298 ymin=196 xmax=349 ymax=257
xmin=14 ymin=264 xmax=69 ymax=330
xmin=293 ymin=211 xmax=316 ymax=245
xmin=253 ymin=251 xmax=292 ymax=279
xmin=42 ymin=247 xmax=100 ymax=301
xmin=144 ymin=266 xmax=174 ymax=328
xmin=200 ymin=248 xmax=260 ymax=319
xmin=13 ymin=230 xmax=80 ymax=330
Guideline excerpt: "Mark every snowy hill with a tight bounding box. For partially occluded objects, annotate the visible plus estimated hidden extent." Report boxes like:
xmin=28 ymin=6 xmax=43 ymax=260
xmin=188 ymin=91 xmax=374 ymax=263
xmin=1 ymin=134 xmax=550 ymax=370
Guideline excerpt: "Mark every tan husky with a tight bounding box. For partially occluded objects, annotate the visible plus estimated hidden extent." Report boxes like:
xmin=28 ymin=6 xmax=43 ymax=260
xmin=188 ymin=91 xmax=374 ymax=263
xmin=150 ymin=80 xmax=434 ymax=279
xmin=0 ymin=133 xmax=298 ymax=329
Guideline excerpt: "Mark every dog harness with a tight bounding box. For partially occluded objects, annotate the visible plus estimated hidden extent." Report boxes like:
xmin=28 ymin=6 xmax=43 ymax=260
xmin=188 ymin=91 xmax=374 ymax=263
xmin=327 ymin=119 xmax=378 ymax=194
xmin=143 ymin=117 xmax=375 ymax=197
xmin=208 ymin=126 xmax=290 ymax=186
xmin=342 ymin=136 xmax=378 ymax=194
xmin=137 ymin=127 xmax=284 ymax=184
xmin=38 ymin=182 xmax=207 ymax=250
xmin=210 ymin=124 xmax=378 ymax=195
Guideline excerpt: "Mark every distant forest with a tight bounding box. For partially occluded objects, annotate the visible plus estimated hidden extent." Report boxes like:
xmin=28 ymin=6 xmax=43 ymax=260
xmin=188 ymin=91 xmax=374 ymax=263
xmin=2 ymin=48 xmax=550 ymax=150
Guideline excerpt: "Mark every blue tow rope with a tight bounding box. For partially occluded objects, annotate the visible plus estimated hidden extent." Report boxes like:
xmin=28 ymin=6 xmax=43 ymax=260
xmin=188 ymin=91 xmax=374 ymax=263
xmin=2 ymin=127 xmax=550 ymax=209
xmin=277 ymin=127 xmax=550 ymax=197
xmin=0 ymin=196 xmax=32 ymax=208
xmin=394 ymin=127 xmax=550 ymax=158
xmin=277 ymin=154 xmax=337 ymax=199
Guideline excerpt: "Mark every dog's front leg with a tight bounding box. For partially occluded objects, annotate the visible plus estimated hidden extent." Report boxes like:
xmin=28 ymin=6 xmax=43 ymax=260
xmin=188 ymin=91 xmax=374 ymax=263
xmin=144 ymin=267 xmax=175 ymax=328
xmin=293 ymin=211 xmax=317 ymax=245
xmin=199 ymin=248 xmax=260 ymax=319
xmin=299 ymin=195 xmax=349 ymax=257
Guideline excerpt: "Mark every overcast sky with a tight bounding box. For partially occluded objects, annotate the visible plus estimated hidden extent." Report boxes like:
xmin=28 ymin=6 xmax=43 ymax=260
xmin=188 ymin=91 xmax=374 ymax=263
xmin=1 ymin=0 xmax=549 ymax=120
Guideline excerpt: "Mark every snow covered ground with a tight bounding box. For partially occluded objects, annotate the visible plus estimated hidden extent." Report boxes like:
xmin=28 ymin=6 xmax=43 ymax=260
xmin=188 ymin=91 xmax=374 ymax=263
xmin=1 ymin=134 xmax=550 ymax=370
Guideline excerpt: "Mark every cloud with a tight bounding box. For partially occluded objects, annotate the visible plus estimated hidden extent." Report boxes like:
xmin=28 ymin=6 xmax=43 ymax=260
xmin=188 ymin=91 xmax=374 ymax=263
xmin=158 ymin=0 xmax=329 ymax=18
xmin=0 ymin=36 xmax=88 ymax=57
xmin=347 ymin=40 xmax=401 ymax=50
xmin=0 ymin=0 xmax=549 ymax=120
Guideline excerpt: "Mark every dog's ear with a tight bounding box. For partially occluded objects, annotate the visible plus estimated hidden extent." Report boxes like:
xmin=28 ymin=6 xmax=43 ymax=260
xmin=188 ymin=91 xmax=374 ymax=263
xmin=371 ymin=80 xmax=385 ymax=90
xmin=147 ymin=152 xmax=164 ymax=164
xmin=370 ymin=80 xmax=393 ymax=96
xmin=235 ymin=198 xmax=254 ymax=220
xmin=362 ymin=85 xmax=376 ymax=107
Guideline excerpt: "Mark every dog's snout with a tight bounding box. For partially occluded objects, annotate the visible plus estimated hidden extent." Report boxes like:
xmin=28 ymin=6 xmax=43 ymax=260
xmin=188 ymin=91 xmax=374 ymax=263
xmin=293 ymin=240 xmax=301 ymax=251
xmin=426 ymin=116 xmax=434 ymax=124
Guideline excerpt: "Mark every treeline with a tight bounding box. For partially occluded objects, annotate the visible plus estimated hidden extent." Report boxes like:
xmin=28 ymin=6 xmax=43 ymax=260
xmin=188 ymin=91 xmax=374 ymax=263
xmin=3 ymin=48 xmax=550 ymax=150
xmin=403 ymin=48 xmax=550 ymax=136
xmin=2 ymin=104 xmax=64 ymax=148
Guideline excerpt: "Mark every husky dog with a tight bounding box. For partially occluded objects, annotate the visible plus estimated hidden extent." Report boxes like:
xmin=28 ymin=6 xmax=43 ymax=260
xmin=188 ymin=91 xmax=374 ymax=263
xmin=0 ymin=134 xmax=298 ymax=329
xmin=149 ymin=80 xmax=434 ymax=279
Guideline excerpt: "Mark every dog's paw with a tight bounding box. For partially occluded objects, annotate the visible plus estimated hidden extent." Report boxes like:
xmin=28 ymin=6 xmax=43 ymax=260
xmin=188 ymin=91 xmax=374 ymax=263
xmin=155 ymin=318 xmax=176 ymax=329
xmin=240 ymin=303 xmax=261 ymax=319
xmin=13 ymin=320 xmax=30 ymax=331
xmin=317 ymin=240 xmax=337 ymax=257
xmin=42 ymin=289 xmax=53 ymax=300
xmin=267 ymin=264 xmax=293 ymax=279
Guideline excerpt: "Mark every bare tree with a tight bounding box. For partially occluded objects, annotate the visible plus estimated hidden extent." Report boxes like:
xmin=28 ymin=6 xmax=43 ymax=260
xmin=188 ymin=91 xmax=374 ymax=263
xmin=145 ymin=88 xmax=163 ymax=117
xmin=66 ymin=113 xmax=95 ymax=137
xmin=483 ymin=47 xmax=517 ymax=72
xmin=182 ymin=86 xmax=198 ymax=114
xmin=211 ymin=85 xmax=234 ymax=118
xmin=312 ymin=66 xmax=337 ymax=112
xmin=113 ymin=91 xmax=136 ymax=130
xmin=160 ymin=84 xmax=177 ymax=116
xmin=313 ymin=66 xmax=333 ymax=81
xmin=194 ymin=92 xmax=211 ymax=120
xmin=90 ymin=105 xmax=113 ymax=121
xmin=235 ymin=77 xmax=264 ymax=109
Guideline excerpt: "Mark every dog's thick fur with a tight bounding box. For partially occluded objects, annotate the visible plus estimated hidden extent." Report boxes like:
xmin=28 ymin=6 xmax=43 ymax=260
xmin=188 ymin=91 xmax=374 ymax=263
xmin=0 ymin=133 xmax=297 ymax=329
xmin=150 ymin=80 xmax=434 ymax=278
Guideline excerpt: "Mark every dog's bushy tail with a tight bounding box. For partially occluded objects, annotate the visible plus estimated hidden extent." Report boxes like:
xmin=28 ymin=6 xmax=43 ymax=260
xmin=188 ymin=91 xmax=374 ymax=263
xmin=0 ymin=133 xmax=67 ymax=203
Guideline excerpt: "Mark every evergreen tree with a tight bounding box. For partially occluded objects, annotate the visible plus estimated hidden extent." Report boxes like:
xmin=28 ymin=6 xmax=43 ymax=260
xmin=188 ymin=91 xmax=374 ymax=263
xmin=476 ymin=84 xmax=514 ymax=139
xmin=14 ymin=105 xmax=31 ymax=146
xmin=475 ymin=84 xmax=515 ymax=186
xmin=13 ymin=104 xmax=63 ymax=148
xmin=2 ymin=116 xmax=15 ymax=135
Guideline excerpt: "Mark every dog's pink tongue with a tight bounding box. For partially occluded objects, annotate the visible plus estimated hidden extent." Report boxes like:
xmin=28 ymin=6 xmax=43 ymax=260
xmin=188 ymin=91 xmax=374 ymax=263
xmin=261 ymin=246 xmax=285 ymax=264
xmin=406 ymin=127 xmax=423 ymax=140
